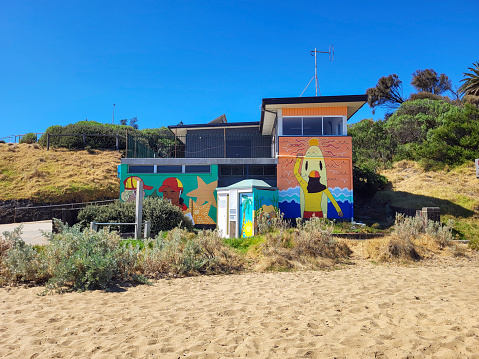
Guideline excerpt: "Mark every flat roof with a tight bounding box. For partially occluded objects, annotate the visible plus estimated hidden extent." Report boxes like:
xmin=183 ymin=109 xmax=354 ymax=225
xmin=260 ymin=94 xmax=368 ymax=134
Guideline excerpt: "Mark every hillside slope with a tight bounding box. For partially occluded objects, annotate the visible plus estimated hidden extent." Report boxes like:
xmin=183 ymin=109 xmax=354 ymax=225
xmin=375 ymin=160 xmax=479 ymax=240
xmin=0 ymin=143 xmax=121 ymax=203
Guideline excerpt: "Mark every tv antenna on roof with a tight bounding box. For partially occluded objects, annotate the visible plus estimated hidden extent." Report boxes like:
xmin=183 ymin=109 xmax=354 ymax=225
xmin=300 ymin=45 xmax=334 ymax=97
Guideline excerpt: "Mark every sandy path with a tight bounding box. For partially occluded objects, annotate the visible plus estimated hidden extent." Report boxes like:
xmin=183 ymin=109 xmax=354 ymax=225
xmin=1 ymin=259 xmax=478 ymax=358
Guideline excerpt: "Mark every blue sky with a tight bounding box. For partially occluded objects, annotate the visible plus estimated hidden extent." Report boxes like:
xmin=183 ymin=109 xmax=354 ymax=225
xmin=1 ymin=0 xmax=478 ymax=140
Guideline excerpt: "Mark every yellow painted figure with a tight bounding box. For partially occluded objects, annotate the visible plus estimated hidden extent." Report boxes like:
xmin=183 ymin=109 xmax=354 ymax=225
xmin=294 ymin=139 xmax=343 ymax=219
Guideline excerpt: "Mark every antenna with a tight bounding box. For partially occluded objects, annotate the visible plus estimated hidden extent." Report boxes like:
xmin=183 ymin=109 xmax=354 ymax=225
xmin=300 ymin=45 xmax=334 ymax=97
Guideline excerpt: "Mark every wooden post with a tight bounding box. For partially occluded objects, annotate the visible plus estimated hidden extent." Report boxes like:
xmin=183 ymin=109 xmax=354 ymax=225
xmin=47 ymin=134 xmax=50 ymax=151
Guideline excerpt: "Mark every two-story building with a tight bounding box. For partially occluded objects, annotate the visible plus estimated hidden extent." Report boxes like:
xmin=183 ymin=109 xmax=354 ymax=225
xmin=118 ymin=94 xmax=367 ymax=237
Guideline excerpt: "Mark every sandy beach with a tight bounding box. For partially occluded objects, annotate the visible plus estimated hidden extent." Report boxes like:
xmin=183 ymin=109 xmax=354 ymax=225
xmin=1 ymin=257 xmax=478 ymax=359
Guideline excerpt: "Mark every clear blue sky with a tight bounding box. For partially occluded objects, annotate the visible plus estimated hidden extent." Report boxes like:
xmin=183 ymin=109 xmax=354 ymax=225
xmin=1 ymin=0 xmax=478 ymax=140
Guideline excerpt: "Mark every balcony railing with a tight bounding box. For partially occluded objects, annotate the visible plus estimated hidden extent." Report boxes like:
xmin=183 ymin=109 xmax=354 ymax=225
xmin=127 ymin=133 xmax=273 ymax=159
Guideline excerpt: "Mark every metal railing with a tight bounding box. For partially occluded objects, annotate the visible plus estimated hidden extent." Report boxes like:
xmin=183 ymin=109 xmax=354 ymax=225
xmin=126 ymin=133 xmax=273 ymax=159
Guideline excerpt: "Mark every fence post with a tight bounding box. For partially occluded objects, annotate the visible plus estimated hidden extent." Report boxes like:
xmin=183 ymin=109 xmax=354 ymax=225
xmin=90 ymin=222 xmax=98 ymax=231
xmin=47 ymin=134 xmax=50 ymax=151
xmin=144 ymin=220 xmax=151 ymax=239
xmin=116 ymin=135 xmax=119 ymax=151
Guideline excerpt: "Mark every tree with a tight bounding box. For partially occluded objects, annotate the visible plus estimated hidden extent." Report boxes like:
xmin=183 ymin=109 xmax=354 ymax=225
xmin=120 ymin=117 xmax=139 ymax=129
xmin=411 ymin=69 xmax=452 ymax=95
xmin=459 ymin=61 xmax=479 ymax=96
xmin=366 ymin=74 xmax=405 ymax=114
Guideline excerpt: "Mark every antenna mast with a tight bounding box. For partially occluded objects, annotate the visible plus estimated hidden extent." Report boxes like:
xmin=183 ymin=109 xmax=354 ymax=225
xmin=300 ymin=45 xmax=334 ymax=97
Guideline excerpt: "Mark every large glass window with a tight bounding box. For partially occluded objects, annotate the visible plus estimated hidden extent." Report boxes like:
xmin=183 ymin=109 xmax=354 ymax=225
xmin=302 ymin=117 xmax=323 ymax=135
xmin=282 ymin=117 xmax=302 ymax=135
xmin=282 ymin=116 xmax=344 ymax=136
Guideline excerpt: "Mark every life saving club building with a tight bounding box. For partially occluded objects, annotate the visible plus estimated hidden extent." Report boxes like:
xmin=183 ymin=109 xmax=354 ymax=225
xmin=118 ymin=95 xmax=367 ymax=237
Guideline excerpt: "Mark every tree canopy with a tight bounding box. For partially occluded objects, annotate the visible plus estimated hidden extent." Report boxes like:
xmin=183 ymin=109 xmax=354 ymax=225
xmin=366 ymin=74 xmax=405 ymax=113
xmin=411 ymin=69 xmax=452 ymax=95
xmin=459 ymin=61 xmax=479 ymax=96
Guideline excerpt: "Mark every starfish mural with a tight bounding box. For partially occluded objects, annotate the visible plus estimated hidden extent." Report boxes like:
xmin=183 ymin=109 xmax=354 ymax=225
xmin=186 ymin=177 xmax=217 ymax=207
xmin=184 ymin=199 xmax=215 ymax=225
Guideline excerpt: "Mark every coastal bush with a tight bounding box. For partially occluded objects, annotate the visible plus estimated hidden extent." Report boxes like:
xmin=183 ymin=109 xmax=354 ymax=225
xmin=118 ymin=228 xmax=242 ymax=277
xmin=19 ymin=132 xmax=37 ymax=144
xmin=1 ymin=226 xmax=49 ymax=284
xmin=77 ymin=197 xmax=193 ymax=236
xmin=256 ymin=210 xmax=289 ymax=235
xmin=258 ymin=217 xmax=352 ymax=271
xmin=38 ymin=121 xmax=140 ymax=150
xmin=43 ymin=226 xmax=121 ymax=293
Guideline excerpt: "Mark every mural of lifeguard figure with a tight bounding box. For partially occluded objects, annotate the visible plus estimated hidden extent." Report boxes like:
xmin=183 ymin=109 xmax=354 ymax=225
xmin=158 ymin=177 xmax=188 ymax=211
xmin=294 ymin=138 xmax=343 ymax=218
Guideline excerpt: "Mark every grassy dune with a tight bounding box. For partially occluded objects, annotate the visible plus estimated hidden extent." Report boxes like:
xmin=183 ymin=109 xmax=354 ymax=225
xmin=376 ymin=160 xmax=479 ymax=241
xmin=0 ymin=143 xmax=121 ymax=203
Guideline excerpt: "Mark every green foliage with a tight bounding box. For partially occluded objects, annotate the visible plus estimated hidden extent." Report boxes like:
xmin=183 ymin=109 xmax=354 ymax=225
xmin=77 ymin=197 xmax=194 ymax=236
xmin=348 ymin=119 xmax=396 ymax=169
xmin=459 ymin=61 xmax=479 ymax=96
xmin=2 ymin=226 xmax=48 ymax=283
xmin=224 ymin=235 xmax=265 ymax=254
xmin=19 ymin=132 xmax=38 ymax=144
xmin=353 ymin=165 xmax=388 ymax=196
xmin=394 ymin=213 xmax=453 ymax=248
xmin=43 ymin=226 xmax=121 ymax=293
xmin=414 ymin=104 xmax=479 ymax=168
xmin=0 ymin=224 xmax=241 ymax=291
xmin=38 ymin=121 xmax=141 ymax=150
xmin=351 ymin=98 xmax=478 ymax=170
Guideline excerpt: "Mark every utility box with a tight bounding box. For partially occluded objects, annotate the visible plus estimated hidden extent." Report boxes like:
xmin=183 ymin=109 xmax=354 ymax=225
xmin=216 ymin=180 xmax=278 ymax=238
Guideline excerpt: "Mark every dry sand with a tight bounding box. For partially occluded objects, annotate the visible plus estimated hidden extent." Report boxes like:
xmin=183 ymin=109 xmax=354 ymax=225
xmin=1 ymin=258 xmax=479 ymax=358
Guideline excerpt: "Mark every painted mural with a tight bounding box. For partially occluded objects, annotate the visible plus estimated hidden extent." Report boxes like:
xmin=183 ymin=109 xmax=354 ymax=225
xmin=239 ymin=193 xmax=254 ymax=238
xmin=119 ymin=165 xmax=218 ymax=226
xmin=278 ymin=137 xmax=353 ymax=220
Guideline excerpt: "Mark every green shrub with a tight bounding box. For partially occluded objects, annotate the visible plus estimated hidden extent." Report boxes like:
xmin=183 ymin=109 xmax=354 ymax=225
xmin=353 ymin=164 xmax=388 ymax=196
xmin=77 ymin=198 xmax=193 ymax=236
xmin=38 ymin=121 xmax=139 ymax=150
xmin=43 ymin=226 xmax=121 ymax=293
xmin=19 ymin=133 xmax=37 ymax=144
xmin=1 ymin=226 xmax=49 ymax=283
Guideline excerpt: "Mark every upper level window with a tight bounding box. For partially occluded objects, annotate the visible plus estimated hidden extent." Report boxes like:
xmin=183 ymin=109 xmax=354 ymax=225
xmin=128 ymin=165 xmax=154 ymax=174
xmin=281 ymin=116 xmax=345 ymax=136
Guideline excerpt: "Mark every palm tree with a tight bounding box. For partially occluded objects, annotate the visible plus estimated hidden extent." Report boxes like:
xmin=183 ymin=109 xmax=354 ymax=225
xmin=459 ymin=61 xmax=479 ymax=96
xmin=241 ymin=194 xmax=253 ymax=237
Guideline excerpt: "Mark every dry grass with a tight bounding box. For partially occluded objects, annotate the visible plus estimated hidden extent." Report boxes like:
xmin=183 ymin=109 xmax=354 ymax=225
xmin=0 ymin=143 xmax=121 ymax=202
xmin=256 ymin=218 xmax=352 ymax=271
xmin=344 ymin=234 xmax=471 ymax=264
xmin=376 ymin=160 xmax=479 ymax=241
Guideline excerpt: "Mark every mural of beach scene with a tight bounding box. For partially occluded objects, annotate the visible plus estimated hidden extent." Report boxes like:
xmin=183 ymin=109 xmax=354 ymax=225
xmin=277 ymin=136 xmax=353 ymax=220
